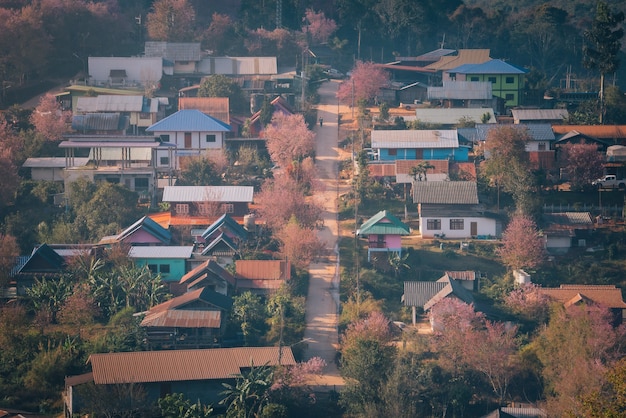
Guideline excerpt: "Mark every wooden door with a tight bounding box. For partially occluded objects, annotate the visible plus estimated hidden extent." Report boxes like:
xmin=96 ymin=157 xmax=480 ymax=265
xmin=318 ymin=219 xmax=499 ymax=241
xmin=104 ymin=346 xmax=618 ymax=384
xmin=184 ymin=132 xmax=192 ymax=148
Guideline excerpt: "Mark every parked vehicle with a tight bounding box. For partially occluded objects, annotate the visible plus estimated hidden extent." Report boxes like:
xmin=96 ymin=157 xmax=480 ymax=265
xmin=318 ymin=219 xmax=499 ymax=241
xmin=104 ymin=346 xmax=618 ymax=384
xmin=592 ymin=175 xmax=626 ymax=189
xmin=323 ymin=68 xmax=344 ymax=79
xmin=399 ymin=99 xmax=421 ymax=110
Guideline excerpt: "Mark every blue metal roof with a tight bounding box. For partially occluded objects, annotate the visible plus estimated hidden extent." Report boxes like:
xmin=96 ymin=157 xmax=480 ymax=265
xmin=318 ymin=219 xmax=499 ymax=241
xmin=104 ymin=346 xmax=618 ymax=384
xmin=450 ymin=59 xmax=527 ymax=75
xmin=146 ymin=109 xmax=231 ymax=132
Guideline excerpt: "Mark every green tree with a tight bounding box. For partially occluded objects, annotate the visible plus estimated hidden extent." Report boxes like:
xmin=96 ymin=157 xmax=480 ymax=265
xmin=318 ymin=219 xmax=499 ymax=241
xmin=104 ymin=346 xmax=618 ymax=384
xmin=339 ymin=312 xmax=396 ymax=414
xmin=146 ymin=0 xmax=196 ymax=42
xmin=198 ymin=75 xmax=248 ymax=114
xmin=232 ymin=291 xmax=266 ymax=346
xmin=177 ymin=155 xmax=222 ymax=186
xmin=579 ymin=357 xmax=626 ymax=417
xmin=583 ymin=0 xmax=625 ymax=124
xmin=26 ymin=274 xmax=74 ymax=323
xmin=220 ymin=362 xmax=274 ymax=418
xmin=158 ymin=393 xmax=214 ymax=418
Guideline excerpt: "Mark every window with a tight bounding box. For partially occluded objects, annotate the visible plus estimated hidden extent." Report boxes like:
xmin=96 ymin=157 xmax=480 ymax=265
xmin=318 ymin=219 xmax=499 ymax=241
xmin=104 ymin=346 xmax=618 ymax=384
xmin=160 ymin=156 xmax=169 ymax=165
xmin=206 ymin=134 xmax=216 ymax=143
xmin=470 ymin=77 xmax=479 ymax=82
xmin=488 ymin=77 xmax=496 ymax=84
xmin=198 ymin=202 xmax=212 ymax=215
xmin=160 ymin=134 xmax=170 ymax=142
xmin=221 ymin=203 xmax=234 ymax=213
xmin=449 ymin=72 xmax=456 ymax=80
xmin=450 ymin=219 xmax=464 ymax=230
xmin=538 ymin=142 xmax=546 ymax=151
xmin=505 ymin=93 xmax=514 ymax=101
xmin=148 ymin=264 xmax=157 ymax=273
xmin=135 ymin=178 xmax=149 ymax=190
xmin=176 ymin=203 xmax=189 ymax=214
xmin=506 ymin=76 xmax=514 ymax=84
xmin=427 ymin=219 xmax=441 ymax=230
xmin=159 ymin=264 xmax=170 ymax=274
xmin=388 ymin=149 xmax=397 ymax=156
xmin=140 ymin=112 xmax=151 ymax=119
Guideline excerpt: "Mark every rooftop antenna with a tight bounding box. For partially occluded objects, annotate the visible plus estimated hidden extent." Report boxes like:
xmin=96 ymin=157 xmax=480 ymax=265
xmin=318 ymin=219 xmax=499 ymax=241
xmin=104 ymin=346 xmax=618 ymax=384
xmin=440 ymin=33 xmax=446 ymax=49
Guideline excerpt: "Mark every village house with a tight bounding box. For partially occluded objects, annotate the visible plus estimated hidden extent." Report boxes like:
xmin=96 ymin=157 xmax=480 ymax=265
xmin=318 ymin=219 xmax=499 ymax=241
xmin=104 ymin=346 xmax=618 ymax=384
xmin=413 ymin=181 xmax=501 ymax=239
xmin=371 ymin=129 xmax=469 ymax=162
xmin=356 ymin=210 xmax=411 ymax=261
xmin=64 ymin=346 xmax=296 ymax=416
xmin=146 ymin=109 xmax=231 ymax=170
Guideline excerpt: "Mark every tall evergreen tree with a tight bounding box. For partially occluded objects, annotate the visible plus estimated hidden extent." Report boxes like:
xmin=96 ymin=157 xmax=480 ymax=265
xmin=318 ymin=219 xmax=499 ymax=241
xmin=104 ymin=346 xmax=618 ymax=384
xmin=583 ymin=0 xmax=625 ymax=124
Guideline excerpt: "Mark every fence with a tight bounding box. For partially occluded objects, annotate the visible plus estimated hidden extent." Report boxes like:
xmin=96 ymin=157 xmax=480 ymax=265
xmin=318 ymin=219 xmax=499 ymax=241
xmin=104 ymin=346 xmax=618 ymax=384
xmin=542 ymin=203 xmax=624 ymax=218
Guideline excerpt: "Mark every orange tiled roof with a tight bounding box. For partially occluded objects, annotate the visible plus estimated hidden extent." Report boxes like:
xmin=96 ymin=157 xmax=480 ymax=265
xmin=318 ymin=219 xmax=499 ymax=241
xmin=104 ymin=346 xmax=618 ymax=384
xmin=235 ymin=259 xmax=291 ymax=281
xmin=552 ymin=125 xmax=626 ymax=139
xmin=395 ymin=159 xmax=449 ymax=175
xmin=538 ymin=285 xmax=626 ymax=309
xmin=425 ymin=49 xmax=491 ymax=71
xmin=178 ymin=97 xmax=230 ymax=124
xmin=367 ymin=163 xmax=396 ymax=177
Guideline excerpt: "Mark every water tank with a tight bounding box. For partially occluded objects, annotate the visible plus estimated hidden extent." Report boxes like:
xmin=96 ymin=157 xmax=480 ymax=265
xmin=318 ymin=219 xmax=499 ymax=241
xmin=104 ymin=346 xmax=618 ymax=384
xmin=250 ymin=94 xmax=264 ymax=114
xmin=243 ymin=213 xmax=256 ymax=231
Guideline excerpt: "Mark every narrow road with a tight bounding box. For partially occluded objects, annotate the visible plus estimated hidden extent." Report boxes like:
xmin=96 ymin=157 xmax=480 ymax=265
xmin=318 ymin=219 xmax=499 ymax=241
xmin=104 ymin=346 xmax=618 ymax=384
xmin=303 ymin=80 xmax=345 ymax=389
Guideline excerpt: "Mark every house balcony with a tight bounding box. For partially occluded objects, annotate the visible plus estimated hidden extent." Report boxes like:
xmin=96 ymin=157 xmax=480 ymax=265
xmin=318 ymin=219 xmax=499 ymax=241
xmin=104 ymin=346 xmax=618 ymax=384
xmin=368 ymin=241 xmax=388 ymax=248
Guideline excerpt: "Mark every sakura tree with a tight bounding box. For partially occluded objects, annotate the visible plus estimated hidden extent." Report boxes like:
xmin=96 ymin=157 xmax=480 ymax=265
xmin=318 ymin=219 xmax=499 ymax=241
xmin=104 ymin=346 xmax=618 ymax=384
xmin=337 ymin=60 xmax=390 ymax=105
xmin=302 ymin=9 xmax=337 ymax=45
xmin=262 ymin=112 xmax=315 ymax=169
xmin=30 ymin=94 xmax=70 ymax=141
xmin=255 ymin=174 xmax=322 ymax=230
xmin=497 ymin=214 xmax=546 ymax=271
xmin=276 ymin=217 xmax=325 ymax=270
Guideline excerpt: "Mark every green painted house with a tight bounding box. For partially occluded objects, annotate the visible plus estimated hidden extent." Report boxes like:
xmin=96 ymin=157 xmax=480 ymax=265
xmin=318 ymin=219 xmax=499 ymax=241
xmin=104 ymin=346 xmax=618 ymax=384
xmin=128 ymin=246 xmax=194 ymax=287
xmin=445 ymin=59 xmax=527 ymax=108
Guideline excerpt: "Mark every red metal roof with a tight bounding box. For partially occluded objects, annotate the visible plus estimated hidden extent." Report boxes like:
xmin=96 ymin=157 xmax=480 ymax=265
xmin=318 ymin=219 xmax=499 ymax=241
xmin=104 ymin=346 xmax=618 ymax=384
xmin=552 ymin=125 xmax=626 ymax=139
xmin=141 ymin=309 xmax=222 ymax=328
xmin=87 ymin=347 xmax=296 ymax=384
xmin=235 ymin=260 xmax=290 ymax=281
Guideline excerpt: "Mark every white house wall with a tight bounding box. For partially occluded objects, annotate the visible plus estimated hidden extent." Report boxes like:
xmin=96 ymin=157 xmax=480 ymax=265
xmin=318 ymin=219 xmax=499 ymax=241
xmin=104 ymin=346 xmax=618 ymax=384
xmin=88 ymin=57 xmax=163 ymax=86
xmin=419 ymin=216 xmax=497 ymax=239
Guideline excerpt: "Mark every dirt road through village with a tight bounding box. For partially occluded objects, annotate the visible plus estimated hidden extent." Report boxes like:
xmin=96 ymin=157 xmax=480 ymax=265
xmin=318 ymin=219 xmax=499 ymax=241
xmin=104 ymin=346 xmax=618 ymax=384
xmin=303 ymin=80 xmax=346 ymax=389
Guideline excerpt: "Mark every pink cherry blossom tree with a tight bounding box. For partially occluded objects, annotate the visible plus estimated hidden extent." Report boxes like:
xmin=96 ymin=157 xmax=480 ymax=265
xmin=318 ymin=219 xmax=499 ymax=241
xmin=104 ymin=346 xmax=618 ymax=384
xmin=263 ymin=112 xmax=315 ymax=169
xmin=337 ymin=61 xmax=390 ymax=105
xmin=497 ymin=214 xmax=546 ymax=271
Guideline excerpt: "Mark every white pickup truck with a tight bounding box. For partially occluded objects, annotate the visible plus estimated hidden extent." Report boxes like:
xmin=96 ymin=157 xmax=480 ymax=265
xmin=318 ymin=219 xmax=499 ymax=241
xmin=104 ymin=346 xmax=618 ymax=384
xmin=592 ymin=175 xmax=626 ymax=189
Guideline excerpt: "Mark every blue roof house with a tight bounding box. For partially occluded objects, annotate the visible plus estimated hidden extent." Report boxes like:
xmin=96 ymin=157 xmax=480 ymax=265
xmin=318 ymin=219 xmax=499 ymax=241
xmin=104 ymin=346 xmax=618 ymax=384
xmin=146 ymin=109 xmax=231 ymax=170
xmin=371 ymin=129 xmax=469 ymax=162
xmin=445 ymin=59 xmax=528 ymax=108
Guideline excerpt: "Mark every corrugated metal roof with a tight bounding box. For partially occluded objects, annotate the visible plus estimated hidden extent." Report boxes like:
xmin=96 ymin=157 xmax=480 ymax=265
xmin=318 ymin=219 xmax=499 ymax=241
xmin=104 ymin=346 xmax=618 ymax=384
xmin=538 ymin=285 xmax=626 ymax=309
xmin=403 ymin=281 xmax=447 ymax=306
xmin=144 ymin=41 xmax=202 ymax=61
xmin=128 ymin=246 xmax=194 ymax=259
xmin=451 ymin=59 xmax=527 ymax=74
xmin=542 ymin=212 xmax=593 ymax=226
xmin=522 ymin=124 xmax=556 ymax=141
xmin=419 ymin=203 xmax=488 ymax=217
xmin=445 ymin=271 xmax=476 ymax=281
xmin=72 ymin=113 xmax=128 ymax=131
xmin=235 ymin=259 xmax=290 ymax=281
xmin=413 ymin=181 xmax=479 ymax=204
xmin=428 ymin=81 xmax=492 ymax=100
xmin=23 ymin=157 xmax=89 ymax=168
xmin=179 ymin=97 xmax=230 ymax=124
xmin=511 ymin=108 xmax=568 ymax=123
xmin=412 ymin=109 xmax=496 ymax=125
xmin=372 ymin=129 xmax=459 ymax=149
xmin=163 ymin=186 xmax=254 ymax=203
xmin=179 ymin=259 xmax=236 ymax=287
xmin=551 ymin=125 xmax=626 ymax=139
xmin=76 ymin=95 xmax=145 ymax=113
xmin=196 ymin=57 xmax=278 ymax=75
xmin=59 ymin=136 xmax=161 ymax=149
xmin=498 ymin=406 xmax=547 ymax=418
xmin=425 ymin=49 xmax=491 ymax=71
xmin=88 ymin=346 xmax=296 ymax=384
xmin=146 ymin=109 xmax=230 ymax=132
xmin=141 ymin=309 xmax=222 ymax=328
xmin=357 ymin=210 xmax=410 ymax=236
xmin=414 ymin=48 xmax=457 ymax=61
xmin=88 ymin=147 xmax=152 ymax=161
